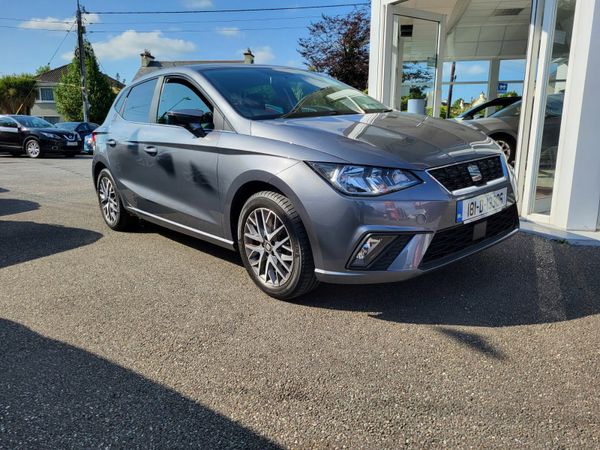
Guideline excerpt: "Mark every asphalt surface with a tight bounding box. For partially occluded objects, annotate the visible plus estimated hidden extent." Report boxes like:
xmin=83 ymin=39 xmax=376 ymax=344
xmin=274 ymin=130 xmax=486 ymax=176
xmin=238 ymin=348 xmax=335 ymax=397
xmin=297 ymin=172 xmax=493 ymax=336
xmin=0 ymin=155 xmax=599 ymax=449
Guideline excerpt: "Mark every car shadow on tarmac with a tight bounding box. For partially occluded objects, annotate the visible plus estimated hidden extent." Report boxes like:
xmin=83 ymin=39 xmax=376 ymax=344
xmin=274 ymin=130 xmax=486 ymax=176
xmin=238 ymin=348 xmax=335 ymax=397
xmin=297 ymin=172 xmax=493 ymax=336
xmin=301 ymin=233 xmax=600 ymax=329
xmin=0 ymin=219 xmax=103 ymax=269
xmin=0 ymin=318 xmax=281 ymax=449
xmin=0 ymin=198 xmax=40 ymax=217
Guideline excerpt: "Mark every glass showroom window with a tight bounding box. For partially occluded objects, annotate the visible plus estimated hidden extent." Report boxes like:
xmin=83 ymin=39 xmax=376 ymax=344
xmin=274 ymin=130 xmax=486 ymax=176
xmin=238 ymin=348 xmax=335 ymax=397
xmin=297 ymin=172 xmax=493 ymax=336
xmin=531 ymin=0 xmax=577 ymax=215
xmin=499 ymin=59 xmax=526 ymax=97
xmin=442 ymin=60 xmax=490 ymax=118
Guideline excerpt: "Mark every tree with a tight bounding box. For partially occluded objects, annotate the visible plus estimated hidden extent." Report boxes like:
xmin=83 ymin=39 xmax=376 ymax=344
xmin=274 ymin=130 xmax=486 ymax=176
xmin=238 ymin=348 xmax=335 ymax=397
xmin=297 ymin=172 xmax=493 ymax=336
xmin=35 ymin=65 xmax=51 ymax=75
xmin=0 ymin=74 xmax=37 ymax=114
xmin=298 ymin=8 xmax=370 ymax=90
xmin=55 ymin=40 xmax=116 ymax=123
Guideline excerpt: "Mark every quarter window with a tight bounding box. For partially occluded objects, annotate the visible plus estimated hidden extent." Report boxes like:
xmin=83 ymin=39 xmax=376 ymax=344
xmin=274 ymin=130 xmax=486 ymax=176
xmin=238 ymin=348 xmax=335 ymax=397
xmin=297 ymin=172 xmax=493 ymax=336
xmin=157 ymin=78 xmax=214 ymax=129
xmin=122 ymin=79 xmax=158 ymax=123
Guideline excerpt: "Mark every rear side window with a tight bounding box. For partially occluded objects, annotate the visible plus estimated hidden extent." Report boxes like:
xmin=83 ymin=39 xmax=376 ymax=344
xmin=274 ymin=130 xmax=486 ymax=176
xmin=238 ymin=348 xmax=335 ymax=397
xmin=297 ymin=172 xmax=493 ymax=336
xmin=122 ymin=79 xmax=157 ymax=123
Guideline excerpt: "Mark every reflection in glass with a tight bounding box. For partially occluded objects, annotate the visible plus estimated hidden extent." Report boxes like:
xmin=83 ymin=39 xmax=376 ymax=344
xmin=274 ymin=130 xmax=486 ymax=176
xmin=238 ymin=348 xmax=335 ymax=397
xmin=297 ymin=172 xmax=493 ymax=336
xmin=390 ymin=15 xmax=439 ymax=116
xmin=532 ymin=0 xmax=576 ymax=214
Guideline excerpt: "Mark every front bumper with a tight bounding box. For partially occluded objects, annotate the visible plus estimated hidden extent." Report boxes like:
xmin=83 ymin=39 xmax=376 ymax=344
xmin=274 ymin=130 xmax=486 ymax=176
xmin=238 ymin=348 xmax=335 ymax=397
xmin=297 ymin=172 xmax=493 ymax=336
xmin=40 ymin=138 xmax=82 ymax=153
xmin=277 ymin=158 xmax=519 ymax=284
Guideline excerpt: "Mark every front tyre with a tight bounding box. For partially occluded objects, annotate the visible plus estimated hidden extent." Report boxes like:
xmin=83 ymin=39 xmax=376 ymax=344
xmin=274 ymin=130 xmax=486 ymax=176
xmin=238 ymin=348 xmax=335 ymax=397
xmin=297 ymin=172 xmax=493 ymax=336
xmin=24 ymin=138 xmax=43 ymax=158
xmin=96 ymin=169 xmax=134 ymax=231
xmin=238 ymin=191 xmax=319 ymax=300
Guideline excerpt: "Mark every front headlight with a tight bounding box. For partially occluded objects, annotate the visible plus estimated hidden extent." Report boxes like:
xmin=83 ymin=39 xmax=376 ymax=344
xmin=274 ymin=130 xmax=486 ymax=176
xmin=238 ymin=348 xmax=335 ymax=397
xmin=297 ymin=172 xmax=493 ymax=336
xmin=308 ymin=162 xmax=421 ymax=196
xmin=41 ymin=132 xmax=59 ymax=139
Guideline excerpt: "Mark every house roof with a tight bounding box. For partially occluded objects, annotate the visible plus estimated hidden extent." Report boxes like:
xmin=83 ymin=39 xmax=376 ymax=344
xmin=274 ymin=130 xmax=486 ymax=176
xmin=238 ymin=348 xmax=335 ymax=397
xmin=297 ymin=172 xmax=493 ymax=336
xmin=133 ymin=59 xmax=245 ymax=81
xmin=36 ymin=64 xmax=125 ymax=88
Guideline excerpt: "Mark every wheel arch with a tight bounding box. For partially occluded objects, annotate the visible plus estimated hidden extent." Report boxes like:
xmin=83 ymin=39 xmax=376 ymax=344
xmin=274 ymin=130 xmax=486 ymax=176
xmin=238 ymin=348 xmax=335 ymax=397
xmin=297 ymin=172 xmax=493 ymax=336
xmin=224 ymin=170 xmax=323 ymax=268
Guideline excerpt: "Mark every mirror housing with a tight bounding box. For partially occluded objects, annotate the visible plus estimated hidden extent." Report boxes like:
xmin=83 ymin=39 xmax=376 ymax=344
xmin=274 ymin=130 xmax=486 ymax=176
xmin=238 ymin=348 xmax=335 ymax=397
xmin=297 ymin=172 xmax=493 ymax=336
xmin=165 ymin=109 xmax=210 ymax=137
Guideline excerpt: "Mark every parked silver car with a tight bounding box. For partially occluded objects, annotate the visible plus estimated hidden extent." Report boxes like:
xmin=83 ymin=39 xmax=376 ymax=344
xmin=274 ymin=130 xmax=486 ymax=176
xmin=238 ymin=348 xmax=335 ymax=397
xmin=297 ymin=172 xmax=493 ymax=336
xmin=93 ymin=65 xmax=518 ymax=299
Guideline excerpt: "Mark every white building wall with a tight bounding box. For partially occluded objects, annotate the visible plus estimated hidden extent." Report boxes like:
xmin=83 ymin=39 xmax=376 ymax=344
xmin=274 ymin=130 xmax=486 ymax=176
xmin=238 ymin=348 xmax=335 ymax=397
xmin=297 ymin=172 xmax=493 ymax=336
xmin=550 ymin=0 xmax=600 ymax=231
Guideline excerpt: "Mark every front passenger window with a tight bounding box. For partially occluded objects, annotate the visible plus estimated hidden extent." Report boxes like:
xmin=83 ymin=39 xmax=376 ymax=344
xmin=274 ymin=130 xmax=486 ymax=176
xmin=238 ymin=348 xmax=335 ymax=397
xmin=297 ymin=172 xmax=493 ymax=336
xmin=157 ymin=78 xmax=214 ymax=129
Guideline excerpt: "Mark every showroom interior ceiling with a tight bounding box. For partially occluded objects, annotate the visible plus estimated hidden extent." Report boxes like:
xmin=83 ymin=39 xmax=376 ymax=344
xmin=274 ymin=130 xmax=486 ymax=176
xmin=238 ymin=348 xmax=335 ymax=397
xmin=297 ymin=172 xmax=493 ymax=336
xmin=397 ymin=0 xmax=532 ymax=60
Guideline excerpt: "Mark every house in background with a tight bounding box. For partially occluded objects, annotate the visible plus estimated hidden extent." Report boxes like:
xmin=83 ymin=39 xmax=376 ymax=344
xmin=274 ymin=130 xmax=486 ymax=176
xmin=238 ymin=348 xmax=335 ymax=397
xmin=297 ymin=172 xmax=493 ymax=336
xmin=31 ymin=65 xmax=124 ymax=124
xmin=133 ymin=48 xmax=255 ymax=81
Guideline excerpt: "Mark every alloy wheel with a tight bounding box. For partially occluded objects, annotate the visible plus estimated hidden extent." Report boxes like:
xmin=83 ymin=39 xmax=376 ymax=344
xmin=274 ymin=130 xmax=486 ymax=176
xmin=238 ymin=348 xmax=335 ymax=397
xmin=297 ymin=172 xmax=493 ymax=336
xmin=26 ymin=140 xmax=41 ymax=158
xmin=243 ymin=207 xmax=294 ymax=287
xmin=98 ymin=176 xmax=119 ymax=225
xmin=496 ymin=139 xmax=512 ymax=161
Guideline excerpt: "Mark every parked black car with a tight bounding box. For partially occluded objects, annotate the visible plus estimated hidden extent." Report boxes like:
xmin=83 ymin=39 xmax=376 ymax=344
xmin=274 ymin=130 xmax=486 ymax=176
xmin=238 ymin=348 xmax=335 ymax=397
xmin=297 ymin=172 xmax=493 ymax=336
xmin=0 ymin=115 xmax=82 ymax=158
xmin=56 ymin=121 xmax=100 ymax=140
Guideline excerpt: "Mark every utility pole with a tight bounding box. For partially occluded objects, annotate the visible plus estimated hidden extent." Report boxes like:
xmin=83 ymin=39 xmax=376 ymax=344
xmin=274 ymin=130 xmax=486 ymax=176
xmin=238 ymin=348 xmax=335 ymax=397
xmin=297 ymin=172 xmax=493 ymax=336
xmin=76 ymin=0 xmax=89 ymax=122
xmin=445 ymin=61 xmax=456 ymax=119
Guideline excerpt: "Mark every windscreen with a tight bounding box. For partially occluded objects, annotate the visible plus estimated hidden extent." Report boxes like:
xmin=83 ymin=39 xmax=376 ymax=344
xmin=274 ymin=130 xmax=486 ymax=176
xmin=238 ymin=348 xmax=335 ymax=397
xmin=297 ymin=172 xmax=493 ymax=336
xmin=201 ymin=67 xmax=389 ymax=120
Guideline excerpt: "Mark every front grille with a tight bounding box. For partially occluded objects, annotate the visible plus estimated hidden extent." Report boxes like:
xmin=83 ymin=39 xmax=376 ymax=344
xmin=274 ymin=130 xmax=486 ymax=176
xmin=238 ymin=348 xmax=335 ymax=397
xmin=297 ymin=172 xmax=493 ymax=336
xmin=429 ymin=156 xmax=504 ymax=192
xmin=420 ymin=204 xmax=518 ymax=267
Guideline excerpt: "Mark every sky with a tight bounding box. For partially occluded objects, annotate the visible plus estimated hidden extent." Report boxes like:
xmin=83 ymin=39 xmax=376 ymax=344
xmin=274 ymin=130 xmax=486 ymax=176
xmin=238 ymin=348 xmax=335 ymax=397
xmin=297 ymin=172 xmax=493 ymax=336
xmin=0 ymin=0 xmax=368 ymax=84
xmin=0 ymin=0 xmax=526 ymax=104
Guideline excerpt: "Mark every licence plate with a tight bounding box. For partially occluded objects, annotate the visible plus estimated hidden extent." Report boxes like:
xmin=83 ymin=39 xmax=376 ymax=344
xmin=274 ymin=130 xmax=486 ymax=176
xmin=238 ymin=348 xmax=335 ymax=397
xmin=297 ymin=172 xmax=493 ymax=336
xmin=457 ymin=187 xmax=507 ymax=223
xmin=66 ymin=141 xmax=78 ymax=146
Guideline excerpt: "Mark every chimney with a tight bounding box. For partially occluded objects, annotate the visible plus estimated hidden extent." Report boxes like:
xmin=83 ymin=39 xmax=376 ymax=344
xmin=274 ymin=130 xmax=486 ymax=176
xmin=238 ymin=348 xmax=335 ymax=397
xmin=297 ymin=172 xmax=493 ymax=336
xmin=243 ymin=48 xmax=254 ymax=64
xmin=140 ymin=49 xmax=155 ymax=67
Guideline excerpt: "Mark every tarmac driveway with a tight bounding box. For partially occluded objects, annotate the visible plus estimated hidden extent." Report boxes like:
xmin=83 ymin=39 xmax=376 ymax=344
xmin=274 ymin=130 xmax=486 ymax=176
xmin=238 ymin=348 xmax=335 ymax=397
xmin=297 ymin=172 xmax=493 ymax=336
xmin=1 ymin=156 xmax=599 ymax=448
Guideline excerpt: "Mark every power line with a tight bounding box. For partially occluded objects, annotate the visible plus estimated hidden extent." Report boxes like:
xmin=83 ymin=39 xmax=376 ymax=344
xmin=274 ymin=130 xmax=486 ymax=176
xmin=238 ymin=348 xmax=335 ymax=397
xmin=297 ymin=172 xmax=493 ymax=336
xmin=87 ymin=25 xmax=308 ymax=34
xmin=86 ymin=3 xmax=369 ymax=15
xmin=47 ymin=21 xmax=76 ymax=66
xmin=0 ymin=15 xmax=322 ymax=25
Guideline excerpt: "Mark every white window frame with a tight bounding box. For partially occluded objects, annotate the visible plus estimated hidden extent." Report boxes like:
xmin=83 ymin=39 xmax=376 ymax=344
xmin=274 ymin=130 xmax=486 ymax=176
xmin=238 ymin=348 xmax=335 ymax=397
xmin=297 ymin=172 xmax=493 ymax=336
xmin=37 ymin=87 xmax=55 ymax=103
xmin=369 ymin=1 xmax=445 ymax=117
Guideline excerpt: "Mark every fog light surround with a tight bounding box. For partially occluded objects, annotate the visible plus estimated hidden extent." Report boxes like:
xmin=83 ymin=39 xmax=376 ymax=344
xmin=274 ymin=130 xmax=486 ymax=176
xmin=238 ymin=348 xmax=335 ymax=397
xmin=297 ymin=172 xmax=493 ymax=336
xmin=349 ymin=234 xmax=396 ymax=269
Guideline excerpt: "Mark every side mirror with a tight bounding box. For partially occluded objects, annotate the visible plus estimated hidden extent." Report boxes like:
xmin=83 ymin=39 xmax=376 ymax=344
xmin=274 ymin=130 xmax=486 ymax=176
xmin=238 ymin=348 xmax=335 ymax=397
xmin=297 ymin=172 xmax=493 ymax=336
xmin=166 ymin=109 xmax=211 ymax=138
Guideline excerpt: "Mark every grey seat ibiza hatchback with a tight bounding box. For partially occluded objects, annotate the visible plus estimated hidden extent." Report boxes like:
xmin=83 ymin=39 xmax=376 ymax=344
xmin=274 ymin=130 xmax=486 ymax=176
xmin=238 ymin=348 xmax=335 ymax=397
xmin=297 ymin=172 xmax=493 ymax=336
xmin=93 ymin=65 xmax=518 ymax=299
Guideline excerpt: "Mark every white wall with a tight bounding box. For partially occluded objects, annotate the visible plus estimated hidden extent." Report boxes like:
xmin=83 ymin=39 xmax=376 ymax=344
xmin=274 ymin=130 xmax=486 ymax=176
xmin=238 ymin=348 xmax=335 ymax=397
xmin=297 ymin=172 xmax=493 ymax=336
xmin=550 ymin=0 xmax=600 ymax=231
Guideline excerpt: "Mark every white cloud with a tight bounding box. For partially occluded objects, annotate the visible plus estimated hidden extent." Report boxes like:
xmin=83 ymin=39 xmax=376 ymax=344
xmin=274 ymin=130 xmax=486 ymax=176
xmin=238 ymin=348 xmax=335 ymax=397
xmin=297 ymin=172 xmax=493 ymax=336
xmin=253 ymin=46 xmax=275 ymax=64
xmin=182 ymin=0 xmax=213 ymax=8
xmin=462 ymin=64 xmax=487 ymax=76
xmin=19 ymin=13 xmax=100 ymax=31
xmin=216 ymin=27 xmax=240 ymax=37
xmin=88 ymin=30 xmax=196 ymax=61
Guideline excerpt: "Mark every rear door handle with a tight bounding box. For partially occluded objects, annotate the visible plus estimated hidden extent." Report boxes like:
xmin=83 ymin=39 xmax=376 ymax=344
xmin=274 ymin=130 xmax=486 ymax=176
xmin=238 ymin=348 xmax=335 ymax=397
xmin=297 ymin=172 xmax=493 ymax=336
xmin=144 ymin=145 xmax=158 ymax=156
xmin=107 ymin=139 xmax=116 ymax=147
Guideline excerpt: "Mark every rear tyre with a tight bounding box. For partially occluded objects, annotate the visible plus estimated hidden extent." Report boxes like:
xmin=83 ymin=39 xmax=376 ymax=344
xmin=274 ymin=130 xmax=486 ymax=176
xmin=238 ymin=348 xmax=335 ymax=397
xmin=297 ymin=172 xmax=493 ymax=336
xmin=96 ymin=168 xmax=135 ymax=231
xmin=24 ymin=138 xmax=43 ymax=159
xmin=238 ymin=191 xmax=319 ymax=300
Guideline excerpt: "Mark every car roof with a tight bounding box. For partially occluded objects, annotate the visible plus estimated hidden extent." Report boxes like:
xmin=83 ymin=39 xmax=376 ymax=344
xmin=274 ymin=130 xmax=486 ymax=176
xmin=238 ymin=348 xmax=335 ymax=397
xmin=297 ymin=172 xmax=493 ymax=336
xmin=131 ymin=64 xmax=309 ymax=85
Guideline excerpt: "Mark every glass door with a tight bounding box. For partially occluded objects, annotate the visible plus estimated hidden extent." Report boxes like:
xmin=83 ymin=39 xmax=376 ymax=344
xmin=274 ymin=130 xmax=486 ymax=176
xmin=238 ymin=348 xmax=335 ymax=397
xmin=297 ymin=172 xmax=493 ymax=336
xmin=388 ymin=9 xmax=444 ymax=117
xmin=520 ymin=0 xmax=577 ymax=217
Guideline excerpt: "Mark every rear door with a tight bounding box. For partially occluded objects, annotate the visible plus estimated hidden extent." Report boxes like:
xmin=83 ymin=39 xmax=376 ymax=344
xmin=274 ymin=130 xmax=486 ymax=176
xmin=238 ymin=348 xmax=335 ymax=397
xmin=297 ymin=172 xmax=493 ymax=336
xmin=107 ymin=77 xmax=161 ymax=210
xmin=0 ymin=116 xmax=21 ymax=149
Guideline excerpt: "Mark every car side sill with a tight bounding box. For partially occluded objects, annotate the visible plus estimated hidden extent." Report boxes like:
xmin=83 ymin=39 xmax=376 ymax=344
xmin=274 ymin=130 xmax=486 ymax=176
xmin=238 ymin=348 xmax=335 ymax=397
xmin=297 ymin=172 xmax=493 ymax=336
xmin=127 ymin=206 xmax=235 ymax=250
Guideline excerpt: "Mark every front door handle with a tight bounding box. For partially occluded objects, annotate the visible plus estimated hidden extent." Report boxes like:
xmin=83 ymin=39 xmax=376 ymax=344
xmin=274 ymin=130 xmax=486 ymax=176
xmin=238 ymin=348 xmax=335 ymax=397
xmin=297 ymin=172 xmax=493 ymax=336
xmin=144 ymin=145 xmax=158 ymax=156
xmin=107 ymin=139 xmax=116 ymax=147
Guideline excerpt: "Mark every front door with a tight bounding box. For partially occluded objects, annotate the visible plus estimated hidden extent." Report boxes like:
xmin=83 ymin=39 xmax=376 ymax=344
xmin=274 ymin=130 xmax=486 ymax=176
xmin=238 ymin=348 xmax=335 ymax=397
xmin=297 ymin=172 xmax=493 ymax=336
xmin=137 ymin=76 xmax=222 ymax=236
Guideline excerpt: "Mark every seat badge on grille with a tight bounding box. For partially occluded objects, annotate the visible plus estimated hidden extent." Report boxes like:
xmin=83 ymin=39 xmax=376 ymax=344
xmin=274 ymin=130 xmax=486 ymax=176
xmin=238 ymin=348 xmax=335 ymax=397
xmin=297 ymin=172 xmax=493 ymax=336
xmin=467 ymin=164 xmax=482 ymax=182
